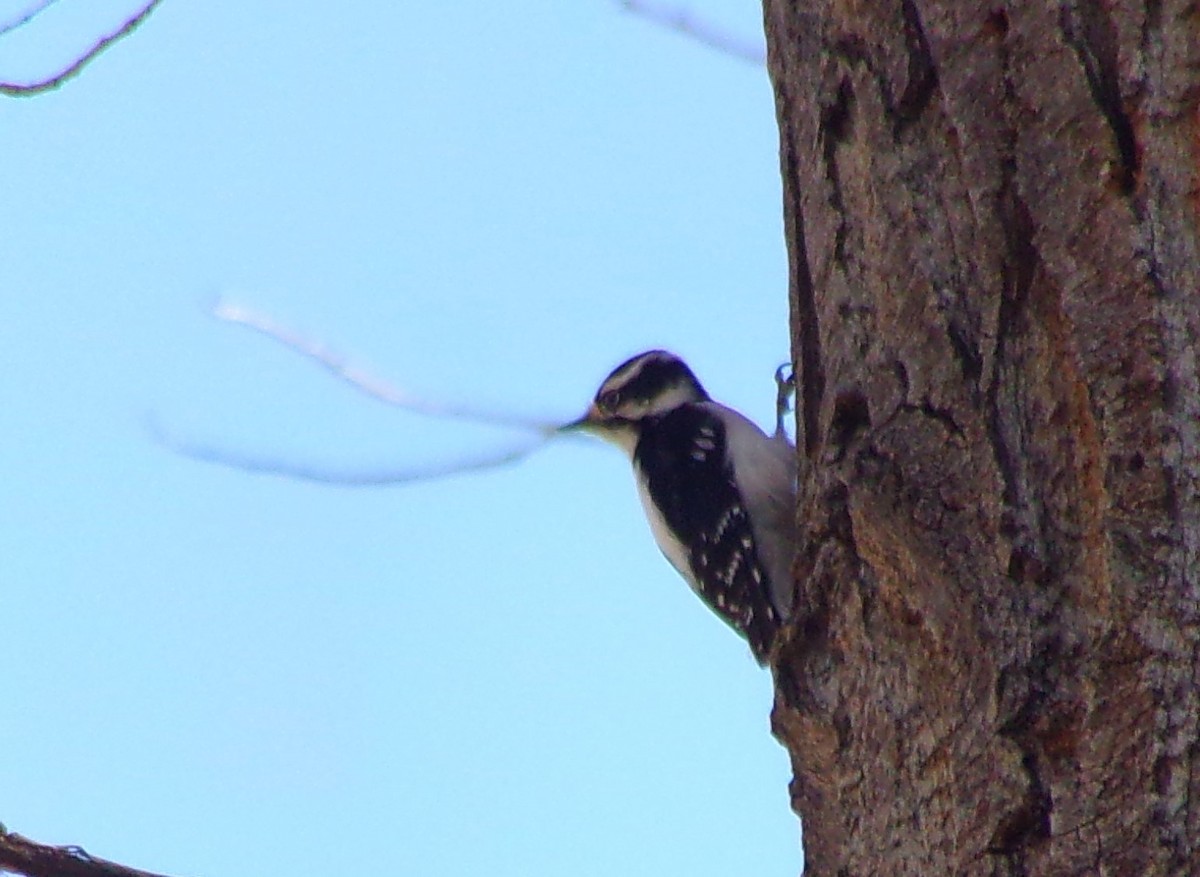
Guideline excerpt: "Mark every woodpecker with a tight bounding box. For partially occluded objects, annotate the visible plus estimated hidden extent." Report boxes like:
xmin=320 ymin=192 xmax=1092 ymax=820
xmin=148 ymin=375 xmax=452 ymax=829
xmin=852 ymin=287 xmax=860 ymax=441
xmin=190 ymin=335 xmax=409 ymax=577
xmin=569 ymin=350 xmax=797 ymax=662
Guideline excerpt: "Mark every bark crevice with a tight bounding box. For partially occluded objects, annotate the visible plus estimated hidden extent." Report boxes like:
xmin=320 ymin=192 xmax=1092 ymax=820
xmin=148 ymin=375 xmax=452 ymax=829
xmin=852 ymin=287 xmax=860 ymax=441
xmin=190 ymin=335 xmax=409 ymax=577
xmin=894 ymin=0 xmax=940 ymax=135
xmin=1058 ymin=1 xmax=1140 ymax=193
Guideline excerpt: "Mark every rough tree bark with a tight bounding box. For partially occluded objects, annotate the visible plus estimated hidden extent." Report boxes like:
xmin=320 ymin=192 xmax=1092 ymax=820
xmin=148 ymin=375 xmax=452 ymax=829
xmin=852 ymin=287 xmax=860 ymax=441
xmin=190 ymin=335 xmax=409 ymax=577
xmin=763 ymin=0 xmax=1199 ymax=873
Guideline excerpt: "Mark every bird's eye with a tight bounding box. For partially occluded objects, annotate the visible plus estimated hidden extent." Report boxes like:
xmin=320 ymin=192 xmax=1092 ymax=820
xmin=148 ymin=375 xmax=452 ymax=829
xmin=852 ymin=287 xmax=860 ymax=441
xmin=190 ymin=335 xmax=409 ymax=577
xmin=600 ymin=389 xmax=623 ymax=411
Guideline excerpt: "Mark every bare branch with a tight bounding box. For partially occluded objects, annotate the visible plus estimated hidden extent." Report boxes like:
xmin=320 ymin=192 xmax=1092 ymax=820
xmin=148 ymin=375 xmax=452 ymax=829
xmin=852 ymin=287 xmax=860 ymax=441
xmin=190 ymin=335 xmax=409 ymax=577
xmin=0 ymin=0 xmax=62 ymax=38
xmin=150 ymin=299 xmax=585 ymax=487
xmin=147 ymin=412 xmax=549 ymax=488
xmin=210 ymin=297 xmax=563 ymax=435
xmin=617 ymin=0 xmax=765 ymax=65
xmin=0 ymin=825 xmax=177 ymax=877
xmin=0 ymin=0 xmax=165 ymax=97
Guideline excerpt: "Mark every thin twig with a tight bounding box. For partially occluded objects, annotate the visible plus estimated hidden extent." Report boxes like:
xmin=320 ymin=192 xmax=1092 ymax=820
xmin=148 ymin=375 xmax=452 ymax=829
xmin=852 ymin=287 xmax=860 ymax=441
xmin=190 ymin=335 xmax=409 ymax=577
xmin=0 ymin=0 xmax=62 ymax=38
xmin=0 ymin=0 xmax=165 ymax=97
xmin=0 ymin=825 xmax=176 ymax=877
xmin=617 ymin=0 xmax=765 ymax=65
xmin=210 ymin=298 xmax=562 ymax=435
xmin=148 ymin=413 xmax=548 ymax=488
xmin=151 ymin=299 xmax=581 ymax=487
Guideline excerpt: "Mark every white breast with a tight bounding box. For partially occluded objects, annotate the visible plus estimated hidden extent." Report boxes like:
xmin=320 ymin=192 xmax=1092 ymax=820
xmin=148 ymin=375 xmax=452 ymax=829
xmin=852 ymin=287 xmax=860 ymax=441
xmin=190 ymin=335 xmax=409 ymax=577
xmin=633 ymin=463 xmax=698 ymax=592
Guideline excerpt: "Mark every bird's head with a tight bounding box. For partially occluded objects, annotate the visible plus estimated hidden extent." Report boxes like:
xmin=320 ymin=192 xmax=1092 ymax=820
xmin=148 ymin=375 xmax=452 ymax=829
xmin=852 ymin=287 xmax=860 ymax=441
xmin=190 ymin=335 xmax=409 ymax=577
xmin=563 ymin=350 xmax=709 ymax=450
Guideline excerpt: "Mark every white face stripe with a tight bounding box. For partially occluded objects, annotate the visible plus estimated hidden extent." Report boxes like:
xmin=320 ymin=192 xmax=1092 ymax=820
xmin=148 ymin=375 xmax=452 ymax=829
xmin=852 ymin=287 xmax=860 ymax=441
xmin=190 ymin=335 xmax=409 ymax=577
xmin=622 ymin=383 xmax=699 ymax=419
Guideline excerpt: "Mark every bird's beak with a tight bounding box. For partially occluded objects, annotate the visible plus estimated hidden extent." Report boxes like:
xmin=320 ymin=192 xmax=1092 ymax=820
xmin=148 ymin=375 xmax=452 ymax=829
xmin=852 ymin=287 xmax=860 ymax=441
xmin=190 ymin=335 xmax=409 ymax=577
xmin=557 ymin=404 xmax=602 ymax=435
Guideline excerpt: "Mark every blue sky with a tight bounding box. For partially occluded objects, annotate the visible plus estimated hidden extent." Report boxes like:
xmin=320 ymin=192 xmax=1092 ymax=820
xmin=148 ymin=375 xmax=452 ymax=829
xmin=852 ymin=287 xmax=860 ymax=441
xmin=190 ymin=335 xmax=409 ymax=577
xmin=1 ymin=2 xmax=798 ymax=874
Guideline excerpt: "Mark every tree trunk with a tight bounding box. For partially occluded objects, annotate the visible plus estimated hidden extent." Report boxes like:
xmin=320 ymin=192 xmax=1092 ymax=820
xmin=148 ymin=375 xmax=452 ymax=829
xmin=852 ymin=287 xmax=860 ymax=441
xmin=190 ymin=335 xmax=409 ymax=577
xmin=762 ymin=1 xmax=1200 ymax=873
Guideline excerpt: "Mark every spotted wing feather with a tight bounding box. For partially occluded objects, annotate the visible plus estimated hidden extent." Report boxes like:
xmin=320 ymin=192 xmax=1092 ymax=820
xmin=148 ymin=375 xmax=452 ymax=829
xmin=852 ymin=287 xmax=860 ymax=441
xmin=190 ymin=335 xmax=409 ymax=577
xmin=633 ymin=405 xmax=782 ymax=661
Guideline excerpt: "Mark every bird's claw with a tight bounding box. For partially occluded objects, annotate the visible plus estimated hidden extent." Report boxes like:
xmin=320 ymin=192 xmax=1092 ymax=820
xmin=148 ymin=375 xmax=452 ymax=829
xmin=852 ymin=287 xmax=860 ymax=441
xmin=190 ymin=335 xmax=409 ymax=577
xmin=774 ymin=362 xmax=795 ymax=437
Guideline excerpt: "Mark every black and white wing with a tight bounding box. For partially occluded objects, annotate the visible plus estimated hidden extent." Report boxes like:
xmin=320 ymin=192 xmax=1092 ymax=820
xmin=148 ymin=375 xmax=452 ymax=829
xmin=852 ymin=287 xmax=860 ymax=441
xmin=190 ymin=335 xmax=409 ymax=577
xmin=633 ymin=404 xmax=785 ymax=661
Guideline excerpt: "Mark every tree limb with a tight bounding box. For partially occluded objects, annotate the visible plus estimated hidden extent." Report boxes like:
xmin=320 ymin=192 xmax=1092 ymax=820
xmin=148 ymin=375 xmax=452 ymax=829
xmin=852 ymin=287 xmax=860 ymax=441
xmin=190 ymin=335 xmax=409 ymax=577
xmin=0 ymin=825 xmax=177 ymax=877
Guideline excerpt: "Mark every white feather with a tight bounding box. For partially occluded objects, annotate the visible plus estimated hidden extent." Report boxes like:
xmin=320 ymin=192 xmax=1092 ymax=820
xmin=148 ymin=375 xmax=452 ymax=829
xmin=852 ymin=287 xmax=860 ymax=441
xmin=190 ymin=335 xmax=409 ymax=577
xmin=633 ymin=460 xmax=699 ymax=593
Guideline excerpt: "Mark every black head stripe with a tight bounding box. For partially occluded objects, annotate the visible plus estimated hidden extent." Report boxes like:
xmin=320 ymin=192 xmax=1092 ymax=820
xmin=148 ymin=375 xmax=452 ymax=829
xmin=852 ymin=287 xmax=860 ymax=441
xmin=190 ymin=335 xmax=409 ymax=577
xmin=596 ymin=350 xmax=708 ymax=407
